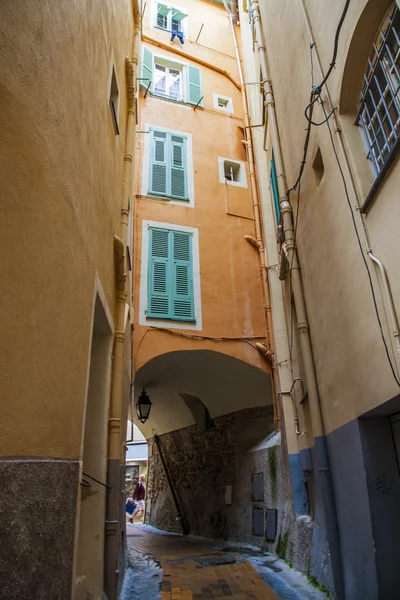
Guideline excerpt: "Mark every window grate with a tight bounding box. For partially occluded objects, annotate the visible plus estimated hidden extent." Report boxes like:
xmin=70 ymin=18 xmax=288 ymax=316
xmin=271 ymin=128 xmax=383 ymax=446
xmin=357 ymin=5 xmax=400 ymax=176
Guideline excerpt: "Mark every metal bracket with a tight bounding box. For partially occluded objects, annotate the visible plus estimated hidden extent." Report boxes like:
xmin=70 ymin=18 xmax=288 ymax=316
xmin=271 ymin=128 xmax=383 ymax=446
xmin=137 ymin=78 xmax=152 ymax=98
xmin=193 ymin=96 xmax=204 ymax=111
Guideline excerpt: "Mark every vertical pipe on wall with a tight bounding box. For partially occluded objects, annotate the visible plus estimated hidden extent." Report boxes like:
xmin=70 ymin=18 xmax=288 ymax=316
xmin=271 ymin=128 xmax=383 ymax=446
xmin=105 ymin=2 xmax=141 ymax=599
xmin=222 ymin=0 xmax=279 ymax=430
xmin=249 ymin=2 xmax=344 ymax=597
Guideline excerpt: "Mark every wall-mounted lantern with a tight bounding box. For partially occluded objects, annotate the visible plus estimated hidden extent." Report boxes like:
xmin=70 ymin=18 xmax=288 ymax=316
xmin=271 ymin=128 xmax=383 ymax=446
xmin=136 ymin=389 xmax=152 ymax=424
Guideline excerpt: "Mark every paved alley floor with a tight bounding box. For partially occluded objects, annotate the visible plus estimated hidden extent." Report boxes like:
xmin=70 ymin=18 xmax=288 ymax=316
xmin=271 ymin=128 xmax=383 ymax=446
xmin=122 ymin=524 xmax=327 ymax=600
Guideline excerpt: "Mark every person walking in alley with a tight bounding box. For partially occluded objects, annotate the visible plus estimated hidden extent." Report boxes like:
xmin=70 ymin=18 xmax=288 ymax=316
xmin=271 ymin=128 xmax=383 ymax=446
xmin=132 ymin=474 xmax=146 ymax=521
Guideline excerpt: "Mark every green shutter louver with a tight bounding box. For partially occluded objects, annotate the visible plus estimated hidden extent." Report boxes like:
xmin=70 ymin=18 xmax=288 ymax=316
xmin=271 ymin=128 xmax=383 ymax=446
xmin=172 ymin=9 xmax=186 ymax=21
xmin=270 ymin=152 xmax=281 ymax=223
xmin=170 ymin=135 xmax=186 ymax=199
xmin=147 ymin=228 xmax=195 ymax=322
xmin=172 ymin=231 xmax=194 ymax=321
xmin=148 ymin=228 xmax=170 ymax=318
xmin=149 ymin=131 xmax=188 ymax=200
xmin=141 ymin=47 xmax=153 ymax=89
xmin=187 ymin=66 xmax=203 ymax=107
xmin=157 ymin=3 xmax=170 ymax=15
xmin=150 ymin=131 xmax=168 ymax=195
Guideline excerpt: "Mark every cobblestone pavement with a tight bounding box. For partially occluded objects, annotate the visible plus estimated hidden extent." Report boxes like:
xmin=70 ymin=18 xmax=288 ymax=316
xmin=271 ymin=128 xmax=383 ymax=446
xmin=123 ymin=525 xmax=327 ymax=600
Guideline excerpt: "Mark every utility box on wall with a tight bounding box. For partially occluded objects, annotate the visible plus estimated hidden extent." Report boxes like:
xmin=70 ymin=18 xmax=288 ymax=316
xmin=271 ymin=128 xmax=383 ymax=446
xmin=265 ymin=509 xmax=277 ymax=541
xmin=252 ymin=472 xmax=264 ymax=501
xmin=252 ymin=507 xmax=264 ymax=536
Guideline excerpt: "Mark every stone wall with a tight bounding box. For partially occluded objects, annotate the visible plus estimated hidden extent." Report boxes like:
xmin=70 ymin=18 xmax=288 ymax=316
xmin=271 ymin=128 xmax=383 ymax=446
xmin=146 ymin=406 xmax=313 ymax=575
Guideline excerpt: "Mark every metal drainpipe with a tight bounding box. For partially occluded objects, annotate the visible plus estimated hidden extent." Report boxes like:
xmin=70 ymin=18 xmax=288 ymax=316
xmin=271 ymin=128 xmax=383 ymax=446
xmin=222 ymin=0 xmax=279 ymax=430
xmin=249 ymin=2 xmax=344 ymax=597
xmin=104 ymin=3 xmax=141 ymax=599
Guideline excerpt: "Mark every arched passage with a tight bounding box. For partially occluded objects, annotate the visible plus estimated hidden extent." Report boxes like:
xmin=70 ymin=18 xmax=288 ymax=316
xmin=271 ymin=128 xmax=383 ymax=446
xmin=134 ymin=349 xmax=273 ymax=437
xmin=133 ymin=349 xmax=276 ymax=541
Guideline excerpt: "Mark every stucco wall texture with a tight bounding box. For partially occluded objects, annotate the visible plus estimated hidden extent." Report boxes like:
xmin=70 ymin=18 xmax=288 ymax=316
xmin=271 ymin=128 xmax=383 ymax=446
xmin=133 ymin=0 xmax=271 ymax=439
xmin=251 ymin=0 xmax=400 ymax=436
xmin=146 ymin=406 xmax=315 ymax=580
xmin=0 ymin=0 xmax=133 ymax=459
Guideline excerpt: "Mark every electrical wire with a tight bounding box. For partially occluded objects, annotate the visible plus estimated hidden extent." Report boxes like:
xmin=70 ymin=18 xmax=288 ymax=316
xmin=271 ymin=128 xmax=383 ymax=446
xmin=320 ymin=100 xmax=400 ymax=387
xmin=134 ymin=326 xmax=268 ymax=365
xmin=288 ymin=0 xmax=351 ymax=194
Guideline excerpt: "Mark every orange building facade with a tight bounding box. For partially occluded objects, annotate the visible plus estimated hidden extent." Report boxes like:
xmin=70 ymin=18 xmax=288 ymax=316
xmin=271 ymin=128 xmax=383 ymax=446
xmin=133 ymin=0 xmax=273 ymax=439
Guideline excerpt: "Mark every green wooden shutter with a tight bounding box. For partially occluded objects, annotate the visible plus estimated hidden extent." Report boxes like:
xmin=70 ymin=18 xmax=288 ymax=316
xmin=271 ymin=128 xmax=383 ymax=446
xmin=170 ymin=135 xmax=187 ymax=199
xmin=148 ymin=228 xmax=170 ymax=318
xmin=140 ymin=47 xmax=153 ymax=89
xmin=270 ymin=152 xmax=281 ymax=223
xmin=187 ymin=66 xmax=203 ymax=107
xmin=172 ymin=231 xmax=195 ymax=321
xmin=150 ymin=131 xmax=168 ymax=195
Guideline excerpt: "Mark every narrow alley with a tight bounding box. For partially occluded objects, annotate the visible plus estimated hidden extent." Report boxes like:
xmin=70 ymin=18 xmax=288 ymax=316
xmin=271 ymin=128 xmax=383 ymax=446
xmin=1 ymin=0 xmax=400 ymax=599
xmin=122 ymin=525 xmax=326 ymax=600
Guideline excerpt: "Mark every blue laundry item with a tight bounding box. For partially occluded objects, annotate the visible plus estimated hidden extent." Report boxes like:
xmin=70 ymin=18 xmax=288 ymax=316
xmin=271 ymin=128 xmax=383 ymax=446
xmin=126 ymin=498 xmax=136 ymax=515
xmin=171 ymin=29 xmax=184 ymax=44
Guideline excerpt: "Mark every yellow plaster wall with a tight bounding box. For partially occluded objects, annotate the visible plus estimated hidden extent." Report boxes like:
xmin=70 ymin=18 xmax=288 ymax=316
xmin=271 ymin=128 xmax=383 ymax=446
xmin=0 ymin=0 xmax=134 ymax=458
xmin=248 ymin=0 xmax=400 ymax=435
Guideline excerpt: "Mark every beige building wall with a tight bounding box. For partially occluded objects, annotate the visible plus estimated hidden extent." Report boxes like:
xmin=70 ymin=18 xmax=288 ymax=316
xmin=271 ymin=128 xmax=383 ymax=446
xmin=240 ymin=0 xmax=400 ymax=597
xmin=0 ymin=1 xmax=138 ymax=599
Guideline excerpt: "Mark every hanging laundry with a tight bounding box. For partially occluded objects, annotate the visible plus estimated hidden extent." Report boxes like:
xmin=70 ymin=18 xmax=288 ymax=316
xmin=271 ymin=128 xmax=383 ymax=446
xmin=171 ymin=29 xmax=184 ymax=44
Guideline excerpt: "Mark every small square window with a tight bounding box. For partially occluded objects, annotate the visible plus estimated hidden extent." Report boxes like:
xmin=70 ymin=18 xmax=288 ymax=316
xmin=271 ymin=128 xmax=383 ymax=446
xmin=213 ymin=93 xmax=234 ymax=113
xmin=218 ymin=157 xmax=247 ymax=188
xmin=109 ymin=65 xmax=119 ymax=135
xmin=224 ymin=161 xmax=241 ymax=182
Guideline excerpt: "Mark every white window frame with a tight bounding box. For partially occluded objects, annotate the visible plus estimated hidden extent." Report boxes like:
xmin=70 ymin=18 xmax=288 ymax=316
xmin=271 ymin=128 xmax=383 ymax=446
xmin=154 ymin=61 xmax=185 ymax=102
xmin=152 ymin=1 xmax=188 ymax=37
xmin=153 ymin=53 xmax=188 ymax=102
xmin=213 ymin=93 xmax=234 ymax=114
xmin=142 ymin=123 xmax=195 ymax=207
xmin=139 ymin=220 xmax=202 ymax=331
xmin=218 ymin=157 xmax=248 ymax=188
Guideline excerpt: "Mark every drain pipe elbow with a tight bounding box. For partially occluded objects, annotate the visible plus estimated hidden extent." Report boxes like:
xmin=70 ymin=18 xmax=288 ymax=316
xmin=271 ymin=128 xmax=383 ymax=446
xmin=367 ymin=249 xmax=400 ymax=354
xmin=255 ymin=342 xmax=274 ymax=364
xmin=244 ymin=234 xmax=262 ymax=250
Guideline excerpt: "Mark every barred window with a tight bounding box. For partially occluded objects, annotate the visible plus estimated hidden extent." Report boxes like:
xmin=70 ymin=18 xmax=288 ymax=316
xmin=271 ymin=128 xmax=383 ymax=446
xmin=356 ymin=4 xmax=400 ymax=177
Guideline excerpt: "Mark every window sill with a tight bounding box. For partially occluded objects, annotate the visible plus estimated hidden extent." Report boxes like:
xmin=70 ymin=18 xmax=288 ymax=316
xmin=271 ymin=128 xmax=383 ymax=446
xmin=222 ymin=179 xmax=247 ymax=189
xmin=146 ymin=192 xmax=190 ymax=202
xmin=150 ymin=92 xmax=202 ymax=109
xmin=154 ymin=25 xmax=184 ymax=35
xmin=146 ymin=316 xmax=196 ymax=324
xmin=361 ymin=137 xmax=400 ymax=213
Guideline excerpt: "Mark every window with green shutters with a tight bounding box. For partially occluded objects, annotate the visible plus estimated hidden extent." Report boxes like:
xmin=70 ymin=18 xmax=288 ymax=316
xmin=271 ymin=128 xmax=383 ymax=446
xmin=270 ymin=152 xmax=281 ymax=224
xmin=147 ymin=227 xmax=195 ymax=322
xmin=140 ymin=47 xmax=203 ymax=107
xmin=149 ymin=130 xmax=187 ymax=200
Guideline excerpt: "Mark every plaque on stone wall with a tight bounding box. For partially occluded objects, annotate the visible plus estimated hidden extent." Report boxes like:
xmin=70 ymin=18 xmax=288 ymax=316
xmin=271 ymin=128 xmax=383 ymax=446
xmin=252 ymin=472 xmax=264 ymax=501
xmin=252 ymin=507 xmax=264 ymax=536
xmin=265 ymin=509 xmax=277 ymax=541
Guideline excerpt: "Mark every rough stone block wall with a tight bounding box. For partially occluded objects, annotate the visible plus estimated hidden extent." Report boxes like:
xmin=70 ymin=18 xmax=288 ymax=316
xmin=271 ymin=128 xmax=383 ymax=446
xmin=145 ymin=406 xmax=313 ymax=577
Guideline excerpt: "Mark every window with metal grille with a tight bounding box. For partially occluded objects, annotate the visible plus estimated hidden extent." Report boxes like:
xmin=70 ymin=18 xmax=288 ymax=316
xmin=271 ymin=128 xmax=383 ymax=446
xmin=149 ymin=130 xmax=188 ymax=200
xmin=147 ymin=227 xmax=195 ymax=322
xmin=356 ymin=4 xmax=400 ymax=177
